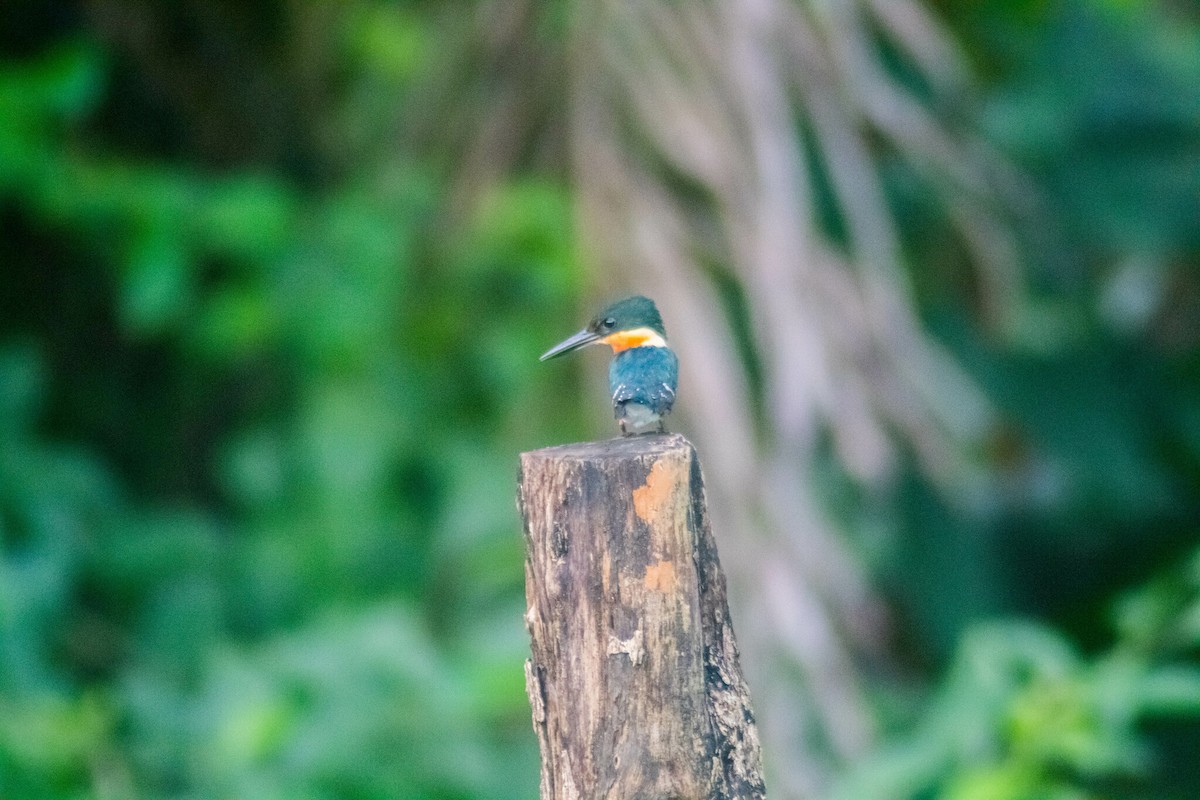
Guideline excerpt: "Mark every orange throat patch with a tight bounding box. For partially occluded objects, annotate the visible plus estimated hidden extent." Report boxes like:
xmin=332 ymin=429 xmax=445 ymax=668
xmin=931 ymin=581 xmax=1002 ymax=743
xmin=600 ymin=327 xmax=668 ymax=353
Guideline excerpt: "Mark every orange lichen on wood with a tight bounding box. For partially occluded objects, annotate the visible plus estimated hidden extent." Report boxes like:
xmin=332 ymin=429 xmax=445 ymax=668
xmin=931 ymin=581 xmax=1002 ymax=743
xmin=643 ymin=560 xmax=677 ymax=592
xmin=632 ymin=458 xmax=678 ymax=523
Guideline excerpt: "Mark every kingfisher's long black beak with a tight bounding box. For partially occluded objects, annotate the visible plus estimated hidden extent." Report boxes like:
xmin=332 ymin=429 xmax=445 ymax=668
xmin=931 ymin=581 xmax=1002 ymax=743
xmin=540 ymin=328 xmax=601 ymax=361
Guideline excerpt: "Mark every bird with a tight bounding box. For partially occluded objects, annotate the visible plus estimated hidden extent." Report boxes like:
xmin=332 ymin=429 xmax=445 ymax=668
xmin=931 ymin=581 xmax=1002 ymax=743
xmin=540 ymin=295 xmax=679 ymax=436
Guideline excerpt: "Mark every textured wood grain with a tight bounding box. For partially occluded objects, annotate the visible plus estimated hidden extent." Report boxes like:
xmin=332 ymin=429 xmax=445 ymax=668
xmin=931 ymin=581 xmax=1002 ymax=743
xmin=518 ymin=433 xmax=766 ymax=799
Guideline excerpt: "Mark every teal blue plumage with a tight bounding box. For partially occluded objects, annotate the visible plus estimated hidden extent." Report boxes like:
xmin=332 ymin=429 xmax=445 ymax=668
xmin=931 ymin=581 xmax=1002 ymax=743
xmin=610 ymin=345 xmax=678 ymax=421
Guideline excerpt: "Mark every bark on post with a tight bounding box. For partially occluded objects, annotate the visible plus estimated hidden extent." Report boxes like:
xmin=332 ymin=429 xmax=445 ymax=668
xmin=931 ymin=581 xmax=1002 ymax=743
xmin=518 ymin=433 xmax=766 ymax=799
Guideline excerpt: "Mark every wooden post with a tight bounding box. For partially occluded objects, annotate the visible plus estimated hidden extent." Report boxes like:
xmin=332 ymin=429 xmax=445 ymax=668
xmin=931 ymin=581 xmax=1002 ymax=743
xmin=518 ymin=433 xmax=766 ymax=799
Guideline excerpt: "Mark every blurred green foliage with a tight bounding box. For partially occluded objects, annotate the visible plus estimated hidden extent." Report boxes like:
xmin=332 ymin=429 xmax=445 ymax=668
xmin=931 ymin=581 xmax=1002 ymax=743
xmin=0 ymin=4 xmax=580 ymax=797
xmin=1 ymin=1 xmax=1198 ymax=799
xmin=834 ymin=552 xmax=1200 ymax=800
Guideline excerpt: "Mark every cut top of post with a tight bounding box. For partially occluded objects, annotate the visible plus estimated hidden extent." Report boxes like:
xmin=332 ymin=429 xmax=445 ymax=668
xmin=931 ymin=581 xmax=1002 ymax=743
xmin=521 ymin=432 xmax=690 ymax=463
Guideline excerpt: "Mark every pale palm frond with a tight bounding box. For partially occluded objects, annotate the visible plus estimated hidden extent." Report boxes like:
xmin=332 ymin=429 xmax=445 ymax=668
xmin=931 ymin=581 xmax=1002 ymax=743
xmin=430 ymin=0 xmax=1019 ymax=794
xmin=567 ymin=1 xmax=1022 ymax=796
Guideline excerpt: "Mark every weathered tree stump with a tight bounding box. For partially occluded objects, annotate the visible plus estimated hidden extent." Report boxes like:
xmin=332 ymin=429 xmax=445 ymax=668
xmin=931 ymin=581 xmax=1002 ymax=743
xmin=518 ymin=433 xmax=766 ymax=799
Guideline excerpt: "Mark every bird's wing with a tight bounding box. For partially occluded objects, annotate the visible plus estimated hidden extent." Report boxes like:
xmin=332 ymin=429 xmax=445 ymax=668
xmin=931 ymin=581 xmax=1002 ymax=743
xmin=611 ymin=348 xmax=678 ymax=412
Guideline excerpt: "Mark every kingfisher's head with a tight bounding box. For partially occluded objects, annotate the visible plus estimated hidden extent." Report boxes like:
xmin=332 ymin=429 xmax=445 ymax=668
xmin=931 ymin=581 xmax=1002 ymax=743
xmin=539 ymin=295 xmax=668 ymax=361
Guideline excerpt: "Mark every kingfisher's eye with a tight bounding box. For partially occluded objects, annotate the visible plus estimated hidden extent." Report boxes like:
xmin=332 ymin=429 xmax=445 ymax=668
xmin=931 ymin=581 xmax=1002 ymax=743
xmin=603 ymin=317 xmax=616 ymax=329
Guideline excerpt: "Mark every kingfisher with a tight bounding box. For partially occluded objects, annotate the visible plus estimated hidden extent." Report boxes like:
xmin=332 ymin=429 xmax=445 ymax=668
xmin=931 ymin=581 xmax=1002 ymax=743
xmin=540 ymin=295 xmax=679 ymax=436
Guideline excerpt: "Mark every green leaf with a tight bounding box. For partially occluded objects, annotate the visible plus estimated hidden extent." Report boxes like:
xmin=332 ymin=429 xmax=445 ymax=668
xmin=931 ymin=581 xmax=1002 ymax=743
xmin=120 ymin=228 xmax=192 ymax=335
